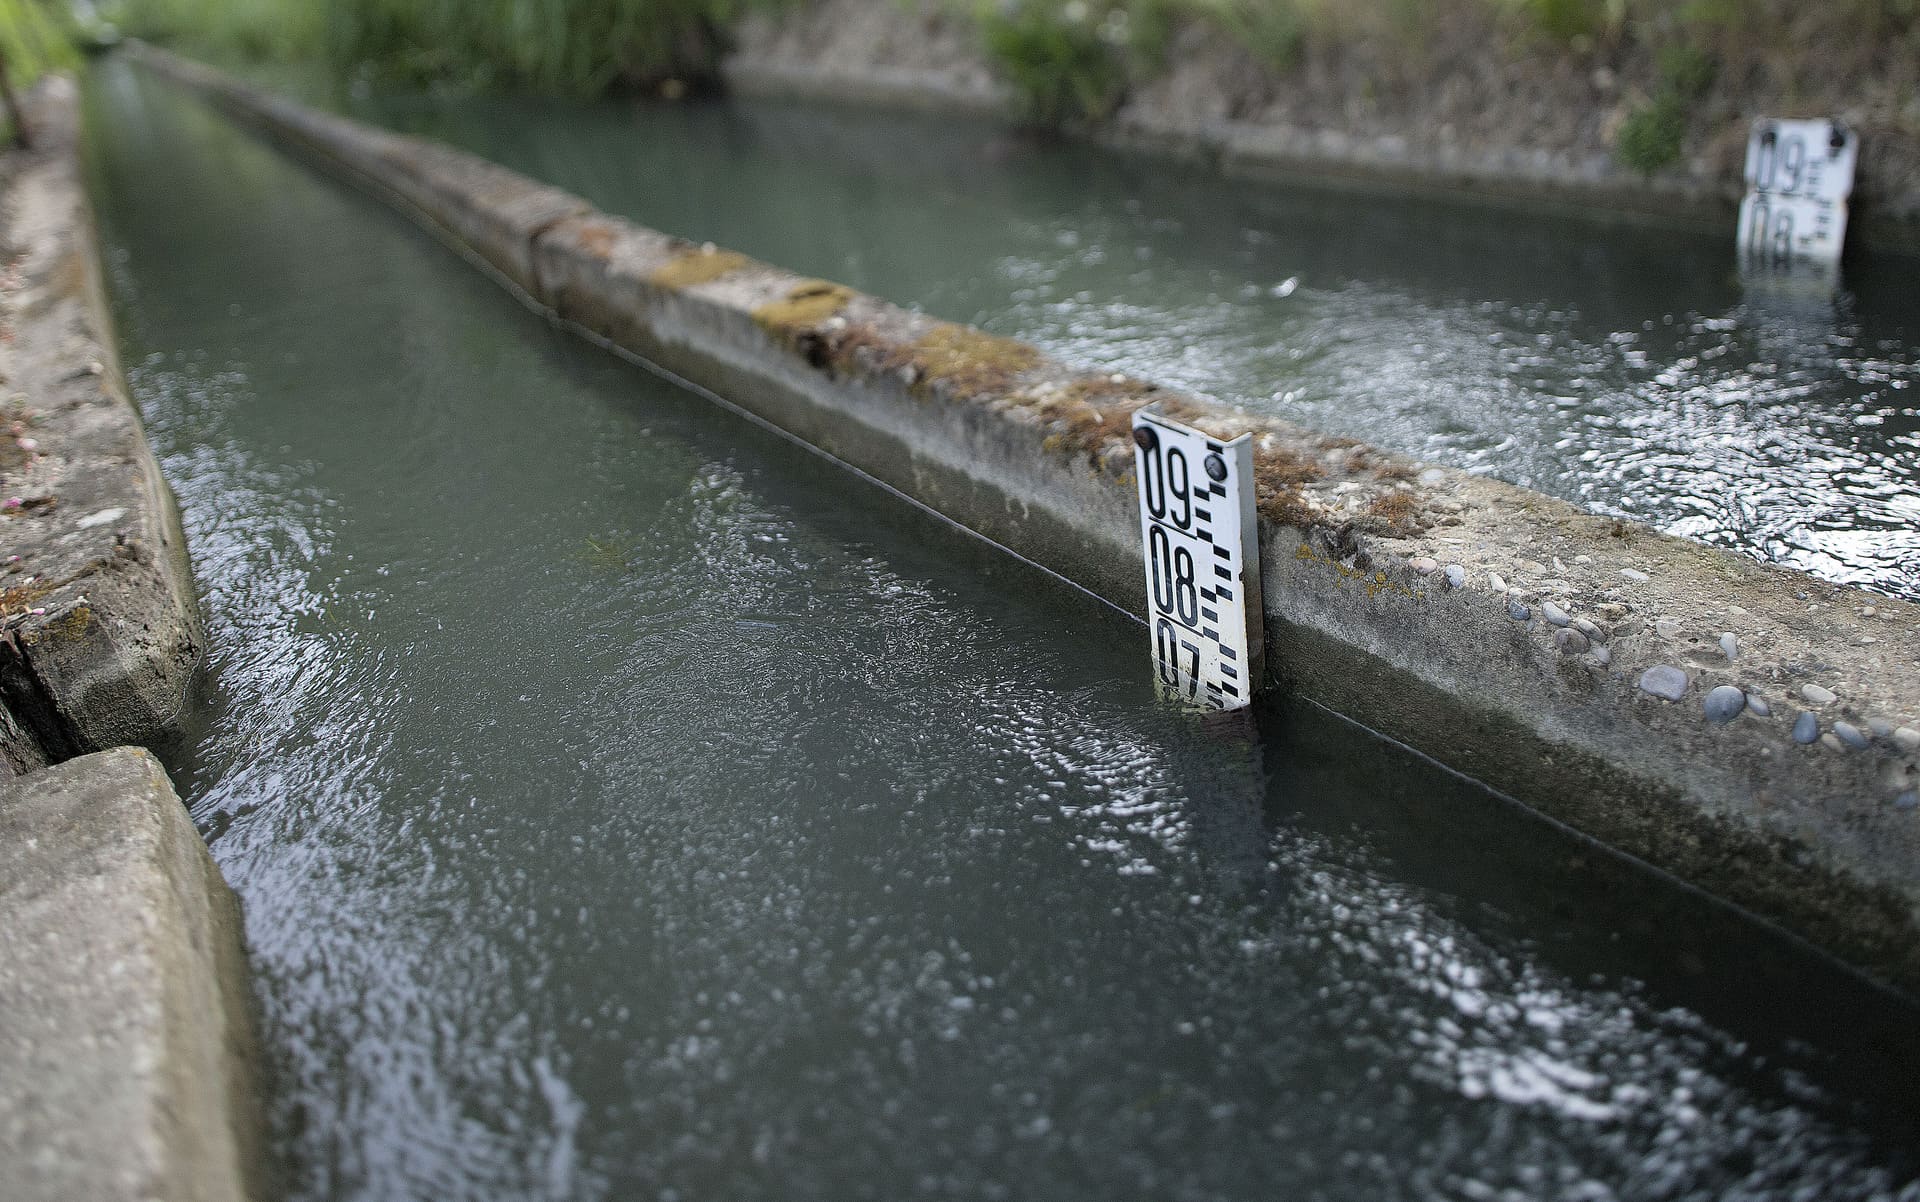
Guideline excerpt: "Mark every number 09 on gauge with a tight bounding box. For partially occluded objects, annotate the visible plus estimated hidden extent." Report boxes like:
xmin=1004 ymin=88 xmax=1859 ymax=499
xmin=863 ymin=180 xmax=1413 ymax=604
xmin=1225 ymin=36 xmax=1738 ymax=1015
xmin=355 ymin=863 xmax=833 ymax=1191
xmin=1131 ymin=408 xmax=1264 ymax=710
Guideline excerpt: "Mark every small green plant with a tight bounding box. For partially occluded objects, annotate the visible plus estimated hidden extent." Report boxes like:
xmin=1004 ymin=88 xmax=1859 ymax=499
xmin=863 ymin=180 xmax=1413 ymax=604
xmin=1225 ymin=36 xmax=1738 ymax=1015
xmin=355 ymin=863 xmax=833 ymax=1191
xmin=1616 ymin=92 xmax=1686 ymax=173
xmin=1656 ymin=42 xmax=1716 ymax=99
xmin=1519 ymin=0 xmax=1603 ymax=42
xmin=1188 ymin=0 xmax=1305 ymax=70
xmin=979 ymin=0 xmax=1129 ymax=128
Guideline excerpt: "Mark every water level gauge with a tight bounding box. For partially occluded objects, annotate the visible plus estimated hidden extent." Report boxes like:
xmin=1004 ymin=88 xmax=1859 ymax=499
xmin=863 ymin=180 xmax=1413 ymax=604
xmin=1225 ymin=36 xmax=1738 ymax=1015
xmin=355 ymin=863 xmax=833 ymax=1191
xmin=1131 ymin=407 xmax=1264 ymax=710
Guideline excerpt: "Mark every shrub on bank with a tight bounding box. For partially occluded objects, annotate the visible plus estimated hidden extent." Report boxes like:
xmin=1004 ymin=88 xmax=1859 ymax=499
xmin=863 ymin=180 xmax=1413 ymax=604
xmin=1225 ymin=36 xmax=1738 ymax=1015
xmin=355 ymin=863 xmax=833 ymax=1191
xmin=114 ymin=0 xmax=770 ymax=93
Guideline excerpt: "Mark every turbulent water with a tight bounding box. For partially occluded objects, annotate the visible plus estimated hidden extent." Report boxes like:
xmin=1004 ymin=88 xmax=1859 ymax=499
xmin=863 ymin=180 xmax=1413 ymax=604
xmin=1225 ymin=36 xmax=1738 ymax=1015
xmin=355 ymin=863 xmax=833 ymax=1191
xmin=87 ymin=59 xmax=1920 ymax=1202
xmin=301 ymin=86 xmax=1920 ymax=601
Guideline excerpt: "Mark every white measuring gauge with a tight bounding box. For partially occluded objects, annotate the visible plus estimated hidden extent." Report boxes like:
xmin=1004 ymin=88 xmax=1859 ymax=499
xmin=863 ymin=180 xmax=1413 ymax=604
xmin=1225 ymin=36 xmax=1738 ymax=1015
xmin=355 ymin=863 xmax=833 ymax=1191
xmin=1739 ymin=118 xmax=1857 ymax=265
xmin=1131 ymin=407 xmax=1263 ymax=710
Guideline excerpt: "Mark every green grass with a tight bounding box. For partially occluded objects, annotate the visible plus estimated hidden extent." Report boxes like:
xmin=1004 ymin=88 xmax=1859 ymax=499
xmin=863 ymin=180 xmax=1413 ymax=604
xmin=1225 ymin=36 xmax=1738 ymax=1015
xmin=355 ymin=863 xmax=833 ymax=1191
xmin=0 ymin=0 xmax=80 ymax=84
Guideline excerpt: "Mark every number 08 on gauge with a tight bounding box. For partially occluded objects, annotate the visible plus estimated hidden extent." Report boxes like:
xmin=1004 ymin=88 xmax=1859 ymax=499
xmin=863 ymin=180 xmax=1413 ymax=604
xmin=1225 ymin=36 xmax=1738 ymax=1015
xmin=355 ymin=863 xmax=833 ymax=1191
xmin=1131 ymin=407 xmax=1264 ymax=710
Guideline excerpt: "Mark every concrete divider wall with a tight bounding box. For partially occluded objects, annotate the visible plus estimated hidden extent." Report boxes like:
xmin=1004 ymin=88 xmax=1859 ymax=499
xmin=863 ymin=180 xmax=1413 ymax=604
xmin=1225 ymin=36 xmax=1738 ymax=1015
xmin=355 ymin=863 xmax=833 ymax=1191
xmin=0 ymin=747 xmax=264 ymax=1202
xmin=0 ymin=78 xmax=204 ymax=773
xmin=134 ymin=47 xmax=1920 ymax=995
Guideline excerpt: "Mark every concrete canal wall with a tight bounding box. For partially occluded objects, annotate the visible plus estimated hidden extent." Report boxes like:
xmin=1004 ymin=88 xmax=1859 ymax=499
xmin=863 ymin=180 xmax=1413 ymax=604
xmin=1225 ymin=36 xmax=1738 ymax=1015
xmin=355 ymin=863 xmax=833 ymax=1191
xmin=134 ymin=46 xmax=1920 ymax=997
xmin=0 ymin=747 xmax=263 ymax=1202
xmin=0 ymin=80 xmax=260 ymax=1202
xmin=0 ymin=78 xmax=204 ymax=775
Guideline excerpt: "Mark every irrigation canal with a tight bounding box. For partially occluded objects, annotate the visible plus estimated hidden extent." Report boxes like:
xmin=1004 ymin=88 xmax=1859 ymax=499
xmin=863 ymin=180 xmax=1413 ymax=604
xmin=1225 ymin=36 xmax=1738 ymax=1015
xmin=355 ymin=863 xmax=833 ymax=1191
xmin=88 ymin=59 xmax=1920 ymax=1200
xmin=295 ymin=70 xmax=1920 ymax=603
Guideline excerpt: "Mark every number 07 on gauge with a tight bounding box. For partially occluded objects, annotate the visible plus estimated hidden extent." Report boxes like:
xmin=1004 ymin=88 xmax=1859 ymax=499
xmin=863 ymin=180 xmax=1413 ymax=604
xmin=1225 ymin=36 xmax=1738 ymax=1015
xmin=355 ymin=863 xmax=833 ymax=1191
xmin=1131 ymin=407 xmax=1264 ymax=710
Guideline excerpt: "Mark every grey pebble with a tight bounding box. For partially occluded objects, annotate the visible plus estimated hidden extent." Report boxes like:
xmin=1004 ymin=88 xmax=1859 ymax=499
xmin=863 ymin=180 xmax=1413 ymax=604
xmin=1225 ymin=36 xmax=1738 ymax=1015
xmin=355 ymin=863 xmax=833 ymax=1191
xmin=1793 ymin=712 xmax=1819 ymax=743
xmin=1895 ymin=791 xmax=1919 ymax=812
xmin=1894 ymin=726 xmax=1920 ymax=753
xmin=1571 ymin=617 xmax=1605 ymax=643
xmin=1507 ymin=600 xmax=1531 ymax=622
xmin=1820 ymin=733 xmax=1846 ymax=752
xmin=1868 ymin=718 xmax=1893 ymax=738
xmin=1444 ymin=564 xmax=1466 ymax=590
xmin=1719 ymin=632 xmax=1737 ymax=661
xmin=1801 ymin=683 xmax=1836 ymax=706
xmin=1747 ymin=694 xmax=1771 ymax=718
xmin=1541 ymin=601 xmax=1570 ymax=627
xmin=1702 ymin=685 xmax=1745 ymax=723
xmin=1489 ymin=572 xmax=1509 ymax=594
xmin=1832 ymin=722 xmax=1869 ymax=750
xmin=1588 ymin=644 xmax=1611 ymax=666
xmin=1553 ymin=628 xmax=1589 ymax=656
xmin=1410 ymin=556 xmax=1439 ymax=575
xmin=1655 ymin=618 xmax=1682 ymax=639
xmin=1638 ymin=665 xmax=1689 ymax=701
xmin=1620 ymin=568 xmax=1651 ymax=582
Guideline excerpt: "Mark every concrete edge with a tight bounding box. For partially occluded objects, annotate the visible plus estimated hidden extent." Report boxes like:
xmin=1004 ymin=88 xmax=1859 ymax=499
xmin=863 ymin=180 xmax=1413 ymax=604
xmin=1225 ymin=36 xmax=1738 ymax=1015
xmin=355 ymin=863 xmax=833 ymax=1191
xmin=131 ymin=46 xmax=1920 ymax=996
xmin=0 ymin=746 xmax=265 ymax=1202
xmin=0 ymin=75 xmax=206 ymax=774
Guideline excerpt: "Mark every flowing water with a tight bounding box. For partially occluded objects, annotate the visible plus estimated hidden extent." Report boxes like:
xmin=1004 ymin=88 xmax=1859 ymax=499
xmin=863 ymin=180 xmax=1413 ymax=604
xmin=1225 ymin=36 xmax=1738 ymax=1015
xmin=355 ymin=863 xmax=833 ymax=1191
xmin=87 ymin=60 xmax=1920 ymax=1202
xmin=293 ymin=82 xmax=1920 ymax=601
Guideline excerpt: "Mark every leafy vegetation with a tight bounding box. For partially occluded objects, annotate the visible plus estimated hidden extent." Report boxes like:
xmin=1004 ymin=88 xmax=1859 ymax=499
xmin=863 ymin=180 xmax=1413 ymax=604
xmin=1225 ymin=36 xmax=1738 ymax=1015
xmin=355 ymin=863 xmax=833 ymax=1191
xmin=113 ymin=0 xmax=767 ymax=92
xmin=0 ymin=0 xmax=79 ymax=84
xmin=1654 ymin=41 xmax=1715 ymax=99
xmin=107 ymin=0 xmax=1920 ymax=163
xmin=1615 ymin=92 xmax=1685 ymax=172
xmin=1184 ymin=0 xmax=1306 ymax=69
xmin=0 ymin=0 xmax=79 ymax=145
xmin=113 ymin=0 xmax=321 ymax=62
xmin=977 ymin=0 xmax=1131 ymax=126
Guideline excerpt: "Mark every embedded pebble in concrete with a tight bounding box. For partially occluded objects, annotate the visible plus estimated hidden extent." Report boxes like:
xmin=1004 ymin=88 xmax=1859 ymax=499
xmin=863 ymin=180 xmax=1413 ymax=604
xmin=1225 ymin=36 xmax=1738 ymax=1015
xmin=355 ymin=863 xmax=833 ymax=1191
xmin=1541 ymin=601 xmax=1569 ymax=627
xmin=1895 ymin=727 xmax=1920 ymax=753
xmin=1747 ymin=695 xmax=1771 ymax=718
xmin=1588 ymin=645 xmax=1612 ymax=666
xmin=1802 ymin=684 xmax=1837 ymax=706
xmin=1507 ymin=600 xmax=1531 ymax=622
xmin=1832 ymin=722 xmax=1870 ymax=750
xmin=1821 ymin=734 xmax=1846 ymax=752
xmin=1638 ymin=665 xmax=1689 ymax=702
xmin=1553 ymin=628 xmax=1589 ymax=656
xmin=1443 ymin=564 xmax=1465 ymax=589
xmin=1719 ymin=633 xmax=1737 ymax=661
xmin=1410 ymin=556 xmax=1438 ymax=576
xmin=1620 ymin=568 xmax=1650 ymax=583
xmin=1896 ymin=790 xmax=1919 ymax=811
xmin=1570 ymin=617 xmax=1604 ymax=643
xmin=1655 ymin=618 xmax=1682 ymax=639
xmin=1868 ymin=719 xmax=1893 ymax=738
xmin=1703 ymin=685 xmax=1745 ymax=723
xmin=1489 ymin=572 xmax=1509 ymax=594
xmin=1794 ymin=712 xmax=1820 ymax=744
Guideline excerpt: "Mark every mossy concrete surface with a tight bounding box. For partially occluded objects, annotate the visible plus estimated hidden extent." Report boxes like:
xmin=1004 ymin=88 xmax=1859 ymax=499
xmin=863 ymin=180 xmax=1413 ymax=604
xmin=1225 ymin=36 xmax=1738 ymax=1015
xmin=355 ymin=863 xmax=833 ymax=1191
xmin=134 ymin=46 xmax=1920 ymax=996
xmin=0 ymin=77 xmax=204 ymax=775
xmin=0 ymin=747 xmax=264 ymax=1202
